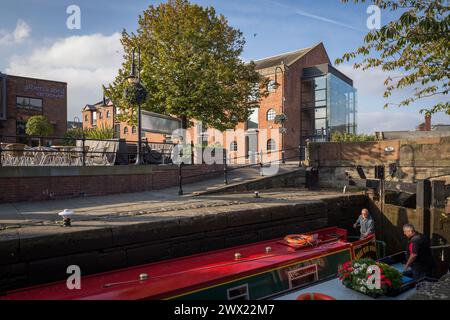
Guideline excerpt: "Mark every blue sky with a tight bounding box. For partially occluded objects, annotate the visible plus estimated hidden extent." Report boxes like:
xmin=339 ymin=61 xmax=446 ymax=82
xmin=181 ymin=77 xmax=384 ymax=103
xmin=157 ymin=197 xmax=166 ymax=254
xmin=1 ymin=0 xmax=448 ymax=133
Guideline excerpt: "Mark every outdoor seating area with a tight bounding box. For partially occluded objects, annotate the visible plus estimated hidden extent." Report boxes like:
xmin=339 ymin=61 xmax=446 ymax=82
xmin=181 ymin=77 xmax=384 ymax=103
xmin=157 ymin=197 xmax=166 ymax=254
xmin=0 ymin=142 xmax=109 ymax=166
xmin=0 ymin=138 xmax=178 ymax=167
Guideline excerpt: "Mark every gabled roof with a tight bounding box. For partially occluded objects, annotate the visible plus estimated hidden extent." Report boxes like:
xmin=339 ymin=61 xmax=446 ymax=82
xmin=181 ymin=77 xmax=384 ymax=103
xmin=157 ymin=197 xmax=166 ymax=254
xmin=252 ymin=43 xmax=322 ymax=70
xmin=94 ymin=98 xmax=114 ymax=107
xmin=83 ymin=104 xmax=96 ymax=111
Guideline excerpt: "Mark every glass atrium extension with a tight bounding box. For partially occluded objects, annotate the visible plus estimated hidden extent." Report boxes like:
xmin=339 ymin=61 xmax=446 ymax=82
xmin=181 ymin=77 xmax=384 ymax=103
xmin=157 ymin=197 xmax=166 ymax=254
xmin=300 ymin=64 xmax=357 ymax=150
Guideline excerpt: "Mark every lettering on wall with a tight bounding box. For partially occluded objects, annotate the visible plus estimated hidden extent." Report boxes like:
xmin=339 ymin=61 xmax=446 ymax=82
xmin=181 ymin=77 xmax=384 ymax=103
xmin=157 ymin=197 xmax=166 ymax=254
xmin=24 ymin=83 xmax=66 ymax=99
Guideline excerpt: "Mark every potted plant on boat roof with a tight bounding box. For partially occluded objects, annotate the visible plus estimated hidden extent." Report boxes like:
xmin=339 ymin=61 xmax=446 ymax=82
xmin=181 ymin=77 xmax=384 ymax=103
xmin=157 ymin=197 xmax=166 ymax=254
xmin=338 ymin=258 xmax=403 ymax=298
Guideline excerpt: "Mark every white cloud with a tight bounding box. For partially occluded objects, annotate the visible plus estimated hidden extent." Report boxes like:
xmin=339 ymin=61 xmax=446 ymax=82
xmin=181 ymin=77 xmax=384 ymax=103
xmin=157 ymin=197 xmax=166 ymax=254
xmin=0 ymin=19 xmax=31 ymax=45
xmin=6 ymin=33 xmax=124 ymax=120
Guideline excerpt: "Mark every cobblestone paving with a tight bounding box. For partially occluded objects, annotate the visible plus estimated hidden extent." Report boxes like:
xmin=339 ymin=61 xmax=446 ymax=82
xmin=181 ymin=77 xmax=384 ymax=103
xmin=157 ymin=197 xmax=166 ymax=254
xmin=408 ymin=273 xmax=450 ymax=300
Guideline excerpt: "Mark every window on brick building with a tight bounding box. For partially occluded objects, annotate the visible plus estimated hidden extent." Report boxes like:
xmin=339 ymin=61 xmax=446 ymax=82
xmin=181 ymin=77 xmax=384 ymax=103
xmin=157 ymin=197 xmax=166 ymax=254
xmin=230 ymin=141 xmax=238 ymax=152
xmin=267 ymin=139 xmax=276 ymax=152
xmin=16 ymin=96 xmax=43 ymax=112
xmin=99 ymin=112 xmax=103 ymax=120
xmin=84 ymin=115 xmax=88 ymax=122
xmin=106 ymin=111 xmax=110 ymax=118
xmin=124 ymin=127 xmax=128 ymax=134
xmin=132 ymin=126 xmax=137 ymax=134
xmin=267 ymin=109 xmax=276 ymax=121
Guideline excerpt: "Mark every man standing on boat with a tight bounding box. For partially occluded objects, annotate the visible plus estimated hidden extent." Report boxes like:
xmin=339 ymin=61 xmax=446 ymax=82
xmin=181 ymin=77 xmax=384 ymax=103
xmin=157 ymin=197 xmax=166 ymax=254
xmin=353 ymin=209 xmax=375 ymax=240
xmin=403 ymin=224 xmax=434 ymax=280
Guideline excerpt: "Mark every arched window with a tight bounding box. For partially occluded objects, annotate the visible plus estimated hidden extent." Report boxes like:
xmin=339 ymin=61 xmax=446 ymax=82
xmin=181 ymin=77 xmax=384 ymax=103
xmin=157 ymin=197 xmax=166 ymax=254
xmin=132 ymin=126 xmax=137 ymax=134
xmin=267 ymin=139 xmax=276 ymax=152
xmin=267 ymin=109 xmax=276 ymax=121
xmin=99 ymin=112 xmax=103 ymax=119
xmin=124 ymin=127 xmax=128 ymax=134
xmin=230 ymin=141 xmax=238 ymax=152
xmin=84 ymin=114 xmax=88 ymax=122
xmin=106 ymin=111 xmax=110 ymax=118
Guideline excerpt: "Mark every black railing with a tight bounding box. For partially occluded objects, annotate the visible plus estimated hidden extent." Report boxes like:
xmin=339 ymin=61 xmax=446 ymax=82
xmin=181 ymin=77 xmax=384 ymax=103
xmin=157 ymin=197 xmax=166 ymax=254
xmin=176 ymin=145 xmax=305 ymax=195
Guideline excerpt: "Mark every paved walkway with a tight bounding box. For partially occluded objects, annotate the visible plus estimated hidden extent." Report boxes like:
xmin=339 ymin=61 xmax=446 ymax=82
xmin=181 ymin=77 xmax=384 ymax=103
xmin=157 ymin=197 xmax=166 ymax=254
xmin=0 ymin=162 xmax=307 ymax=230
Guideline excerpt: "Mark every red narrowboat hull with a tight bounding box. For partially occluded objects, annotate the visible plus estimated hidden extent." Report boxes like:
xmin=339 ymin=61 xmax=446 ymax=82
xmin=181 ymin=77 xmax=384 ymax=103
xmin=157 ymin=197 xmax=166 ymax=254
xmin=0 ymin=227 xmax=376 ymax=300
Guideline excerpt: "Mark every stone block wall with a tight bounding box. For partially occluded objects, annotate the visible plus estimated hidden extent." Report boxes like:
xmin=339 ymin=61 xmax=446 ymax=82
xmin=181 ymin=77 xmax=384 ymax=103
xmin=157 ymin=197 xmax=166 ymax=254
xmin=0 ymin=194 xmax=367 ymax=292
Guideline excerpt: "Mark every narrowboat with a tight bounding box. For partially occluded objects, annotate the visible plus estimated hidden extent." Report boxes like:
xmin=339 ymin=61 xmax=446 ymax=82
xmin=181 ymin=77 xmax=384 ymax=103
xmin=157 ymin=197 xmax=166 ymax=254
xmin=1 ymin=227 xmax=379 ymax=300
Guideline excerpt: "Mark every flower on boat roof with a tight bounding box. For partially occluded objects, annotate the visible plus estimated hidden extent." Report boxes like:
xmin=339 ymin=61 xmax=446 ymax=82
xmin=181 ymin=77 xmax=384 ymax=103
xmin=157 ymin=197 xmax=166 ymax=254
xmin=337 ymin=259 xmax=402 ymax=296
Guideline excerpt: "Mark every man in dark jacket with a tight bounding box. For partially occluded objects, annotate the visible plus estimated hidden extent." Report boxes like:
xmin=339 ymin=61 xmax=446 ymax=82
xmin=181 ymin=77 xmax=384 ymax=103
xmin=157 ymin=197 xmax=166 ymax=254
xmin=353 ymin=209 xmax=375 ymax=240
xmin=403 ymin=224 xmax=434 ymax=280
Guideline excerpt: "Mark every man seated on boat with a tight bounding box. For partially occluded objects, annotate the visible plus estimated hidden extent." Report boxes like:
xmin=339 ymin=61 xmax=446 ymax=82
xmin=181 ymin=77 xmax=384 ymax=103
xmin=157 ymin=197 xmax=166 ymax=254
xmin=353 ymin=209 xmax=375 ymax=240
xmin=402 ymin=224 xmax=434 ymax=280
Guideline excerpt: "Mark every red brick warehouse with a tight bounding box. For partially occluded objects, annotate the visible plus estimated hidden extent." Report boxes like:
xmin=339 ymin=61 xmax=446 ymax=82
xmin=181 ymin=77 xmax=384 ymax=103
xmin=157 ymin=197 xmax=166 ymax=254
xmin=187 ymin=42 xmax=358 ymax=164
xmin=0 ymin=72 xmax=67 ymax=145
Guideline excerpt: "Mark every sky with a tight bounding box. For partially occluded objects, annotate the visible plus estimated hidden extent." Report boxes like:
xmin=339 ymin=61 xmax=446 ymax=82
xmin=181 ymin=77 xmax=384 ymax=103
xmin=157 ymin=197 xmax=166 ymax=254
xmin=0 ymin=0 xmax=448 ymax=133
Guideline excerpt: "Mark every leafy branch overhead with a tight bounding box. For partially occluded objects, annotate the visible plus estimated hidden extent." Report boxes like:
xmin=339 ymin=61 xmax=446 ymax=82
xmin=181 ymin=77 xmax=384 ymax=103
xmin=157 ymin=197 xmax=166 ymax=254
xmin=104 ymin=0 xmax=269 ymax=131
xmin=336 ymin=0 xmax=449 ymax=115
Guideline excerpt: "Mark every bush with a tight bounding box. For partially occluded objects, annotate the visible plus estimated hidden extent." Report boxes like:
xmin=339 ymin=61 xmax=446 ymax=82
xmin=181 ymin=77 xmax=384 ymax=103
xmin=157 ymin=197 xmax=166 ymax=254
xmin=63 ymin=128 xmax=84 ymax=146
xmin=85 ymin=124 xmax=114 ymax=140
xmin=331 ymin=132 xmax=377 ymax=142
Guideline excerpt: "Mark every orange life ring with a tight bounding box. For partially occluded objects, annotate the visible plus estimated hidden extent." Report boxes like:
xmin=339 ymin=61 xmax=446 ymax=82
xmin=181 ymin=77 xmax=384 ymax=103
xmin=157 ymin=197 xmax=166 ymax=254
xmin=284 ymin=234 xmax=316 ymax=246
xmin=296 ymin=292 xmax=336 ymax=301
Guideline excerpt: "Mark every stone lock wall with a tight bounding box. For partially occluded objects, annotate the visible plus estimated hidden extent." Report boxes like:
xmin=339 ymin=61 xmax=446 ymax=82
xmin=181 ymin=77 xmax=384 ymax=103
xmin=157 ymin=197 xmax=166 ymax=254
xmin=0 ymin=194 xmax=367 ymax=292
xmin=306 ymin=136 xmax=450 ymax=187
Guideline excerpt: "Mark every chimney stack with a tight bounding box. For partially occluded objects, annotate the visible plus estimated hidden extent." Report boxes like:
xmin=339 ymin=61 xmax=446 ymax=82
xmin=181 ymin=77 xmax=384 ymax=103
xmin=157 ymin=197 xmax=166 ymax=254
xmin=425 ymin=114 xmax=432 ymax=131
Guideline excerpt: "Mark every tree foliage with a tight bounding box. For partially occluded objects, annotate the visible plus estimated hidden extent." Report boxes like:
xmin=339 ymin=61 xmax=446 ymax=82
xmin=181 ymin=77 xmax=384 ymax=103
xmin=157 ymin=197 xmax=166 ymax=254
xmin=25 ymin=115 xmax=53 ymax=137
xmin=336 ymin=0 xmax=449 ymax=115
xmin=104 ymin=0 xmax=269 ymax=131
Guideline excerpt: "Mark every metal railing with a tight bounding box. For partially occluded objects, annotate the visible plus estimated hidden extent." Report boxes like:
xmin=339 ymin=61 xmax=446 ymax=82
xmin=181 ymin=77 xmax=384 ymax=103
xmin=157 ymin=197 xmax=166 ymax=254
xmin=176 ymin=145 xmax=305 ymax=195
xmin=0 ymin=134 xmax=176 ymax=167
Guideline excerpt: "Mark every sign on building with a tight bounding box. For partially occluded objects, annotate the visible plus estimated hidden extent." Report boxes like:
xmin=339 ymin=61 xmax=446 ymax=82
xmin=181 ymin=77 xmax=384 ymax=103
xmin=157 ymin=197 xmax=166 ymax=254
xmin=141 ymin=110 xmax=181 ymax=135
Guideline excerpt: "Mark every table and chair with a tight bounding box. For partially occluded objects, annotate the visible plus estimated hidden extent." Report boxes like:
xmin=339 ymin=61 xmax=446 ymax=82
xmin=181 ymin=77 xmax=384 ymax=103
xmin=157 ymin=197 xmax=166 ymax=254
xmin=0 ymin=143 xmax=90 ymax=166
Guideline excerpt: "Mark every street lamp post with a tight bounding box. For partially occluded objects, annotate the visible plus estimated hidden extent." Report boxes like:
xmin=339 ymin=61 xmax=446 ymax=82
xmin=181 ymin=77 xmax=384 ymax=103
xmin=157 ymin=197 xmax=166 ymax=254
xmin=72 ymin=116 xmax=86 ymax=166
xmin=274 ymin=62 xmax=288 ymax=164
xmin=124 ymin=47 xmax=147 ymax=165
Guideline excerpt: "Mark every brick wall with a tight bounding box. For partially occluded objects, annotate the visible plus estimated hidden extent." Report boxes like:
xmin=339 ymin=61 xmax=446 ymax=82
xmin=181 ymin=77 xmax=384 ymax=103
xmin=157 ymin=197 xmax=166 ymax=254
xmin=0 ymin=164 xmax=222 ymax=203
xmin=0 ymin=75 xmax=67 ymax=142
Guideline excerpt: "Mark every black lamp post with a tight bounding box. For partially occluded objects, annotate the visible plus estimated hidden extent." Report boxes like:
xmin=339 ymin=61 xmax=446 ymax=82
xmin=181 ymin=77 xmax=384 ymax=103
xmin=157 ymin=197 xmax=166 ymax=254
xmin=274 ymin=62 xmax=288 ymax=164
xmin=124 ymin=47 xmax=147 ymax=165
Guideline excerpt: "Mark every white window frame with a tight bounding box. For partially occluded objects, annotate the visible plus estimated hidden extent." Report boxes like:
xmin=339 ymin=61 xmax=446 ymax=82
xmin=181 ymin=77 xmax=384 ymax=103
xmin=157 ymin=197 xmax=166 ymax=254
xmin=287 ymin=264 xmax=319 ymax=289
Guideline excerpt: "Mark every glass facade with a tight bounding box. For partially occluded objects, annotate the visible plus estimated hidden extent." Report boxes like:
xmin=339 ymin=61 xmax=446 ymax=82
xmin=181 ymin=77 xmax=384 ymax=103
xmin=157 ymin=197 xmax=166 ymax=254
xmin=301 ymin=70 xmax=357 ymax=147
xmin=327 ymin=73 xmax=357 ymax=136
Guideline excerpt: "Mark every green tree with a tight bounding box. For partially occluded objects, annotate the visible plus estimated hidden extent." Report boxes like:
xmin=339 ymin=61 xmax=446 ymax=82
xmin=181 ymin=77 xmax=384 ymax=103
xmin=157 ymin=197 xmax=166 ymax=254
xmin=25 ymin=115 xmax=53 ymax=145
xmin=336 ymin=0 xmax=449 ymax=115
xmin=104 ymin=0 xmax=268 ymax=131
